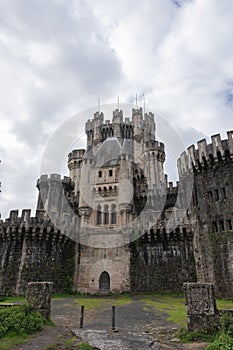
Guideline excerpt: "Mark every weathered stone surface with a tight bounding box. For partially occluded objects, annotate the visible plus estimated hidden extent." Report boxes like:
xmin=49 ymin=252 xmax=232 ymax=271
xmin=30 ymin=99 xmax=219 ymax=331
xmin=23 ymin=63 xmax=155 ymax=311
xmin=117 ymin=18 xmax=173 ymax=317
xmin=26 ymin=281 xmax=53 ymax=319
xmin=183 ymin=283 xmax=219 ymax=332
xmin=130 ymin=234 xmax=196 ymax=293
xmin=0 ymin=216 xmax=76 ymax=295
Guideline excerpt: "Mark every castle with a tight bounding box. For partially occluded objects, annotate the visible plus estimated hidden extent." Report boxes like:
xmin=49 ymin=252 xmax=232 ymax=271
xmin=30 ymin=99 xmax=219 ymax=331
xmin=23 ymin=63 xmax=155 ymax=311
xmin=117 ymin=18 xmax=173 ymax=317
xmin=0 ymin=107 xmax=232 ymax=297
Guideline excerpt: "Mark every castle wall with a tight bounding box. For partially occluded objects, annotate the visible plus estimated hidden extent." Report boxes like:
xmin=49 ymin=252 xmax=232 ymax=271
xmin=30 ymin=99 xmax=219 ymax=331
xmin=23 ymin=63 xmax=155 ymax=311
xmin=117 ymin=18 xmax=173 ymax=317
xmin=0 ymin=210 xmax=76 ymax=295
xmin=130 ymin=229 xmax=196 ymax=293
xmin=178 ymin=131 xmax=233 ymax=298
xmin=192 ymin=158 xmax=233 ymax=297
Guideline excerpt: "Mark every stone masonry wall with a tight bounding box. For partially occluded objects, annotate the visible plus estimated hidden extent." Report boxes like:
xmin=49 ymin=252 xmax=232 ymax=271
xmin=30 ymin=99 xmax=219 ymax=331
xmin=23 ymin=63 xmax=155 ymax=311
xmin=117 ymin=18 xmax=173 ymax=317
xmin=192 ymin=146 xmax=233 ymax=297
xmin=130 ymin=230 xmax=196 ymax=293
xmin=0 ymin=210 xmax=76 ymax=295
xmin=178 ymin=131 xmax=233 ymax=298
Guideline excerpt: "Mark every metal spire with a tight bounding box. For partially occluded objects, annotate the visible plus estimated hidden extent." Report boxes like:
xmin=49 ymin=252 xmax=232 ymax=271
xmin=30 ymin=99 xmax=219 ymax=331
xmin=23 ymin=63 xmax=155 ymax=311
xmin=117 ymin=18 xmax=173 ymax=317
xmin=143 ymin=93 xmax=146 ymax=114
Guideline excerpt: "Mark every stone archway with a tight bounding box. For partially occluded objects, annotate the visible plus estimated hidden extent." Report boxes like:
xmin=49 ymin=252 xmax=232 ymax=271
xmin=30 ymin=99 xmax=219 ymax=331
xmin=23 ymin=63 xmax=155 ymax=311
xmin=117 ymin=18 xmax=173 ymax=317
xmin=99 ymin=271 xmax=110 ymax=292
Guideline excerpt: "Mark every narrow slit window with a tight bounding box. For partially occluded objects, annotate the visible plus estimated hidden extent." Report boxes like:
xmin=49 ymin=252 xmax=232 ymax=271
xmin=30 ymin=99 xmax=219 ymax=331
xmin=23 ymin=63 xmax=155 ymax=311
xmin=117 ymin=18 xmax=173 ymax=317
xmin=104 ymin=205 xmax=109 ymax=225
xmin=227 ymin=219 xmax=232 ymax=231
xmin=111 ymin=204 xmax=116 ymax=224
xmin=97 ymin=205 xmax=102 ymax=225
xmin=221 ymin=187 xmax=227 ymax=199
xmin=208 ymin=191 xmax=213 ymax=202
xmin=213 ymin=222 xmax=218 ymax=232
xmin=219 ymin=220 xmax=225 ymax=231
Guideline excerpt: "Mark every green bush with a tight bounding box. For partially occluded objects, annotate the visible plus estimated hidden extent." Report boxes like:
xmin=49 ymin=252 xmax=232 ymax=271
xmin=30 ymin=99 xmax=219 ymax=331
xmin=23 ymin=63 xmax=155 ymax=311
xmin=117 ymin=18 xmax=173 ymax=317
xmin=220 ymin=312 xmax=233 ymax=336
xmin=0 ymin=304 xmax=45 ymax=338
xmin=206 ymin=333 xmax=233 ymax=350
xmin=178 ymin=327 xmax=214 ymax=343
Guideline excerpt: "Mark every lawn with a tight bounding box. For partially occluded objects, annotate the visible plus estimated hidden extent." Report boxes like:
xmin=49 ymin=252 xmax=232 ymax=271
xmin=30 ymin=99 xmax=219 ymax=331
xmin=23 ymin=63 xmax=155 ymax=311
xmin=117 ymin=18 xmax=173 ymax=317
xmin=139 ymin=295 xmax=187 ymax=327
xmin=74 ymin=294 xmax=132 ymax=311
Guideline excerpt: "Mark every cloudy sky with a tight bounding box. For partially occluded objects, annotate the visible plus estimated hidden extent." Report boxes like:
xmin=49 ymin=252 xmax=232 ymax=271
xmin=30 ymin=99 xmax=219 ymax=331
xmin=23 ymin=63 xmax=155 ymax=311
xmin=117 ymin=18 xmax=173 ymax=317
xmin=0 ymin=0 xmax=233 ymax=219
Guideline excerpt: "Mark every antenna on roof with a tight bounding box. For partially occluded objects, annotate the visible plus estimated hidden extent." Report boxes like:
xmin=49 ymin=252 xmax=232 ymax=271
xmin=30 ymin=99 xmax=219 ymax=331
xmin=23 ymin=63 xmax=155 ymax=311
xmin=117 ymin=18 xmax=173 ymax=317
xmin=143 ymin=93 xmax=146 ymax=114
xmin=136 ymin=93 xmax=138 ymax=107
xmin=117 ymin=96 xmax=120 ymax=110
xmin=98 ymin=98 xmax=100 ymax=114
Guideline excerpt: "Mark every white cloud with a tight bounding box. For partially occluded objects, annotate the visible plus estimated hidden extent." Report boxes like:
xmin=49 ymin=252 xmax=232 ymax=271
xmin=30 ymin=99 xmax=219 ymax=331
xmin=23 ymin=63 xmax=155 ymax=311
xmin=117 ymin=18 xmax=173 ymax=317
xmin=0 ymin=0 xmax=233 ymax=219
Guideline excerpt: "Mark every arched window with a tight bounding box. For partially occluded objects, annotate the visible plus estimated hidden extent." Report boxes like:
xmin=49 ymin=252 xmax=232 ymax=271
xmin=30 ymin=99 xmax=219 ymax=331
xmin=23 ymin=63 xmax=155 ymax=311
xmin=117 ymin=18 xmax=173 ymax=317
xmin=104 ymin=205 xmax=109 ymax=224
xmin=111 ymin=204 xmax=116 ymax=224
xmin=97 ymin=205 xmax=102 ymax=225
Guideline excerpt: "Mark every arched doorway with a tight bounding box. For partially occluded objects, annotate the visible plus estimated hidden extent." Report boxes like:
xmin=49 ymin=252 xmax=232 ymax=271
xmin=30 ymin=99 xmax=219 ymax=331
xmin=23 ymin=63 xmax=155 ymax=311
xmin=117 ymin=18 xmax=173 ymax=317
xmin=99 ymin=271 xmax=110 ymax=292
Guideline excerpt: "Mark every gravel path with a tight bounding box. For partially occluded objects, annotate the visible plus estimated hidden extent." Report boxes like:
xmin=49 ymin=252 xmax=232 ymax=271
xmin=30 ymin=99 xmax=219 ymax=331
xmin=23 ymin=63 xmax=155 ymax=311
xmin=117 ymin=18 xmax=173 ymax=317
xmin=10 ymin=297 xmax=208 ymax=350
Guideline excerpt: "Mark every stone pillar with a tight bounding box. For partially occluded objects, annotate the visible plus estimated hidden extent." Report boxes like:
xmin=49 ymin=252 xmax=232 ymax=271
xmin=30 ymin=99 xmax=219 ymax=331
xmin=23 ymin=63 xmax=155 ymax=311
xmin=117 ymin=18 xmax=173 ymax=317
xmin=183 ymin=282 xmax=219 ymax=332
xmin=26 ymin=282 xmax=53 ymax=319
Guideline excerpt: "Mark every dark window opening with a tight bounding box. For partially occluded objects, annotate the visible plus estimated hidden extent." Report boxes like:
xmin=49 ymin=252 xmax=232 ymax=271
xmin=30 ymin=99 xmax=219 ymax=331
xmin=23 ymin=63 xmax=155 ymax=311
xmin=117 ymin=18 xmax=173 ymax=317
xmin=98 ymin=171 xmax=102 ymax=178
xmin=208 ymin=191 xmax=213 ymax=202
xmin=104 ymin=205 xmax=109 ymax=224
xmin=214 ymin=189 xmax=219 ymax=201
xmin=213 ymin=222 xmax=218 ymax=232
xmin=97 ymin=205 xmax=102 ymax=225
xmin=219 ymin=220 xmax=225 ymax=231
xmin=193 ymin=187 xmax=198 ymax=206
xmin=111 ymin=204 xmax=116 ymax=224
xmin=227 ymin=219 xmax=232 ymax=231
xmin=221 ymin=187 xmax=227 ymax=199
xmin=109 ymin=169 xmax=113 ymax=176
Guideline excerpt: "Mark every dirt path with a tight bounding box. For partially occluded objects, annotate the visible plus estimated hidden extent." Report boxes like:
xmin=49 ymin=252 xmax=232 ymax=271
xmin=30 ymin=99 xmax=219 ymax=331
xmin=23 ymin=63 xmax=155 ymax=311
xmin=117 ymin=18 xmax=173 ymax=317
xmin=10 ymin=297 xmax=209 ymax=350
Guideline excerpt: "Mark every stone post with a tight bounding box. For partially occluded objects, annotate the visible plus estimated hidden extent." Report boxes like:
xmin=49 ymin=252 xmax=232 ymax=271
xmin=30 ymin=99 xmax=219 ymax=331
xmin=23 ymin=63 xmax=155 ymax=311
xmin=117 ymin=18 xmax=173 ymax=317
xmin=183 ymin=283 xmax=219 ymax=332
xmin=26 ymin=282 xmax=53 ymax=319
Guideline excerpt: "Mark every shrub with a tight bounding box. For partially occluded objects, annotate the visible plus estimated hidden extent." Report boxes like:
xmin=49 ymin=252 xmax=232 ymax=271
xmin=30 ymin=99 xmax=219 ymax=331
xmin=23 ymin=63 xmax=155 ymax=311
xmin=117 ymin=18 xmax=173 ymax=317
xmin=220 ymin=312 xmax=233 ymax=336
xmin=206 ymin=333 xmax=233 ymax=350
xmin=178 ymin=327 xmax=214 ymax=343
xmin=0 ymin=304 xmax=45 ymax=338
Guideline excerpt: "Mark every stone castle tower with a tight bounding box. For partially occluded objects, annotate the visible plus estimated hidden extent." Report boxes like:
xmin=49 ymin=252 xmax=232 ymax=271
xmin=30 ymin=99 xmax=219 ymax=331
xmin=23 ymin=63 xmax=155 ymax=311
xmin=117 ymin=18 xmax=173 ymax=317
xmin=65 ymin=107 xmax=167 ymax=293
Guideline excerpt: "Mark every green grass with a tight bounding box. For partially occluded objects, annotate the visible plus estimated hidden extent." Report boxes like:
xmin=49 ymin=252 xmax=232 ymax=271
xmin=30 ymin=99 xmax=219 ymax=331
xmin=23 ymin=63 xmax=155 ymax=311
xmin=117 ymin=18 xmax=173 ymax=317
xmin=217 ymin=299 xmax=233 ymax=310
xmin=77 ymin=343 xmax=94 ymax=350
xmin=0 ymin=332 xmax=31 ymax=350
xmin=139 ymin=295 xmax=187 ymax=327
xmin=0 ymin=295 xmax=26 ymax=303
xmin=75 ymin=294 xmax=132 ymax=311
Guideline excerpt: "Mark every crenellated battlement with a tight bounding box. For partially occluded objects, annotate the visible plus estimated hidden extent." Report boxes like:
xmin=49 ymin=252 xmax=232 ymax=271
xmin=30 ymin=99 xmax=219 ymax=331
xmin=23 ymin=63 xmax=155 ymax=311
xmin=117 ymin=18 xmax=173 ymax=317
xmin=37 ymin=173 xmax=74 ymax=187
xmin=167 ymin=181 xmax=179 ymax=195
xmin=84 ymin=107 xmax=157 ymax=147
xmin=177 ymin=131 xmax=233 ymax=177
xmin=0 ymin=208 xmax=77 ymax=243
xmin=68 ymin=149 xmax=85 ymax=162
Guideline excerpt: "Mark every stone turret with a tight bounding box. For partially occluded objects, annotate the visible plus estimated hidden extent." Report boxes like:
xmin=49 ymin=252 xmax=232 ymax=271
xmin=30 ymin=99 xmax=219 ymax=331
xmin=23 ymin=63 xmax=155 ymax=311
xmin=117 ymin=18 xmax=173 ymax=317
xmin=36 ymin=174 xmax=74 ymax=223
xmin=132 ymin=107 xmax=143 ymax=142
xmin=93 ymin=112 xmax=104 ymax=146
xmin=118 ymin=152 xmax=134 ymax=226
xmin=68 ymin=149 xmax=85 ymax=195
xmin=144 ymin=112 xmax=156 ymax=145
xmin=112 ymin=109 xmax=123 ymax=139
